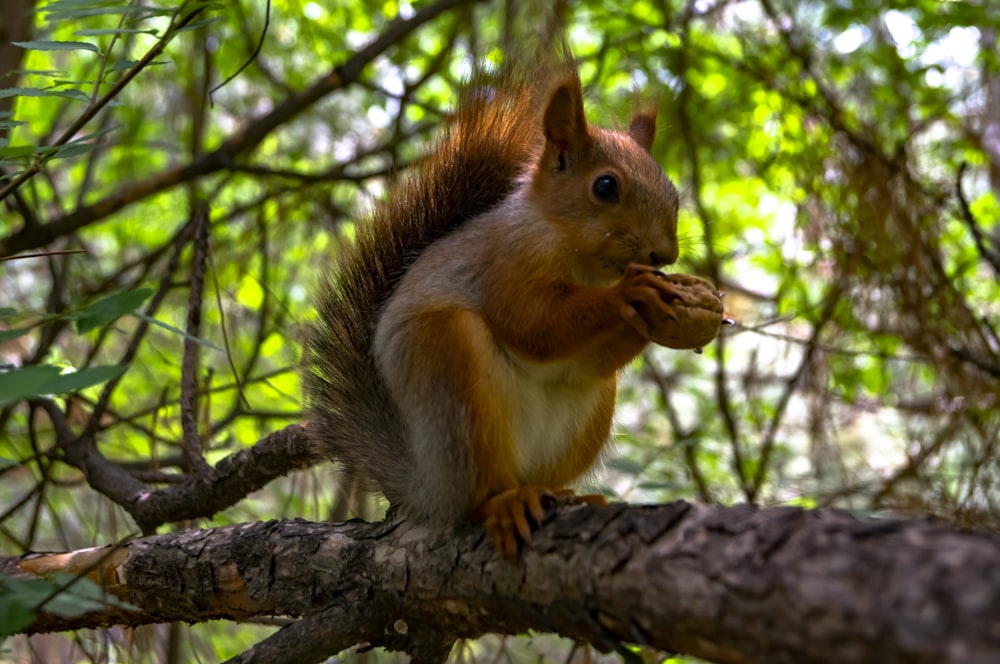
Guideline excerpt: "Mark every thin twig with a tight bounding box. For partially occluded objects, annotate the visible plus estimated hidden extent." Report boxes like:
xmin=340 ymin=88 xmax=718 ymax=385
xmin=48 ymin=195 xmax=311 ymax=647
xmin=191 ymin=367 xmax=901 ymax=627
xmin=180 ymin=204 xmax=212 ymax=475
xmin=209 ymin=0 xmax=271 ymax=101
xmin=955 ymin=162 xmax=1000 ymax=276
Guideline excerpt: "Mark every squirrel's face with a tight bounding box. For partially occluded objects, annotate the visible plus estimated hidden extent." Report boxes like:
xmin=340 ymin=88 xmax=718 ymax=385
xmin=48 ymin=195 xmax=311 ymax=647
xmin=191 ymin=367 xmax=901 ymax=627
xmin=531 ymin=82 xmax=680 ymax=286
xmin=531 ymin=129 xmax=680 ymax=287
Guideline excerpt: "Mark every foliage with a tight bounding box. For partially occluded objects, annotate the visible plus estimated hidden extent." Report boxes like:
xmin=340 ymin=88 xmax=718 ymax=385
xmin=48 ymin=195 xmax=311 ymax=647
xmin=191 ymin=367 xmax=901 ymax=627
xmin=1 ymin=0 xmax=998 ymax=661
xmin=0 ymin=573 xmax=138 ymax=639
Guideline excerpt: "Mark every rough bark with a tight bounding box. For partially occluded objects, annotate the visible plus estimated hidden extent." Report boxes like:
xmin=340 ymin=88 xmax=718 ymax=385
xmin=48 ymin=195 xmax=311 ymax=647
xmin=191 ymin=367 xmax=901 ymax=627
xmin=4 ymin=501 xmax=999 ymax=664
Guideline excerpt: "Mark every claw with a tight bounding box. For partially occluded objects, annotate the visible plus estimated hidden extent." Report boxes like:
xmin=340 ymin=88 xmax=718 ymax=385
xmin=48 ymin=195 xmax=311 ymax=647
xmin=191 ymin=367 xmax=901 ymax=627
xmin=477 ymin=487 xmax=607 ymax=559
xmin=477 ymin=486 xmax=554 ymax=559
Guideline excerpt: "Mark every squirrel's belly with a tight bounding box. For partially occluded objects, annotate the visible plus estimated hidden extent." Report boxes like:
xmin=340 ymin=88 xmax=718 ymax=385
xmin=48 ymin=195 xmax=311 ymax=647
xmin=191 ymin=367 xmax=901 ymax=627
xmin=507 ymin=363 xmax=612 ymax=485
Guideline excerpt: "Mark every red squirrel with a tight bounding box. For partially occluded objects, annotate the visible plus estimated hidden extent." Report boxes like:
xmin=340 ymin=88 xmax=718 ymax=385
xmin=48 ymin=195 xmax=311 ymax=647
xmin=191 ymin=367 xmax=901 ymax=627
xmin=304 ymin=50 xmax=724 ymax=558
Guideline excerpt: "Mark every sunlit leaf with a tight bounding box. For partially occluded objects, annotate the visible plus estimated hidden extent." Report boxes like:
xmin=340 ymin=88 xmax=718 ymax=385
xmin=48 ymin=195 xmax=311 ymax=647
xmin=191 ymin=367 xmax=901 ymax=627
xmin=13 ymin=40 xmax=100 ymax=54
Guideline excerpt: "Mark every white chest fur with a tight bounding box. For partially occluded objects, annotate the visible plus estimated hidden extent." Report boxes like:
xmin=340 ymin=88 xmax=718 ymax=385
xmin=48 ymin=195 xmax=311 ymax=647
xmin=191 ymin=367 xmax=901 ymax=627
xmin=503 ymin=357 xmax=606 ymax=481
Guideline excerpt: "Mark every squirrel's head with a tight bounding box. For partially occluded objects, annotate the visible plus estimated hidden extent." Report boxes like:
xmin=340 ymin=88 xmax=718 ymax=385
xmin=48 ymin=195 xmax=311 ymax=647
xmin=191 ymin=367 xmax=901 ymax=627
xmin=530 ymin=79 xmax=680 ymax=286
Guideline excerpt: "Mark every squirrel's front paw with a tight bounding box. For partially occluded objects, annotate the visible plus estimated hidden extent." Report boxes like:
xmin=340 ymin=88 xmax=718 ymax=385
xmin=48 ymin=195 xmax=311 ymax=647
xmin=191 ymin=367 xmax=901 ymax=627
xmin=617 ymin=265 xmax=727 ymax=350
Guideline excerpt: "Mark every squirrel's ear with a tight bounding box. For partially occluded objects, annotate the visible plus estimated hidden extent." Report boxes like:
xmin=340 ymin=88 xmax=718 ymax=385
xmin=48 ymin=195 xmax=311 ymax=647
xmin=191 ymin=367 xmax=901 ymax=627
xmin=628 ymin=112 xmax=656 ymax=153
xmin=543 ymin=82 xmax=589 ymax=169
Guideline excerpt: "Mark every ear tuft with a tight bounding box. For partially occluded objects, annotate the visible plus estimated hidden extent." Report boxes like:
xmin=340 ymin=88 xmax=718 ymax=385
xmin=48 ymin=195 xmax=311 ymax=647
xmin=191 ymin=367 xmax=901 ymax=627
xmin=628 ymin=112 xmax=657 ymax=153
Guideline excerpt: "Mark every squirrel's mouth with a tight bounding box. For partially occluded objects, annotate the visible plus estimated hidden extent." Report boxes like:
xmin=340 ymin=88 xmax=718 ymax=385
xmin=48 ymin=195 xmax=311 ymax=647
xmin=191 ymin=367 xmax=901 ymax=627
xmin=607 ymin=257 xmax=673 ymax=276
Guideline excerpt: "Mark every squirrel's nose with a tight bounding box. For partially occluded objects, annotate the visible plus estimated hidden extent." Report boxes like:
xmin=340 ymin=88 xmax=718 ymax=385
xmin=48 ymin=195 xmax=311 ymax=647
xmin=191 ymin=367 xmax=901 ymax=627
xmin=650 ymin=246 xmax=678 ymax=266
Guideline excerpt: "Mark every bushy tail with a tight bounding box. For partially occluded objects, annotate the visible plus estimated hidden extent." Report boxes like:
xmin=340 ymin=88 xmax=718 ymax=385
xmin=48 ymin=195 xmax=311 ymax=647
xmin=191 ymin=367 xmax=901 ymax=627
xmin=303 ymin=53 xmax=574 ymax=509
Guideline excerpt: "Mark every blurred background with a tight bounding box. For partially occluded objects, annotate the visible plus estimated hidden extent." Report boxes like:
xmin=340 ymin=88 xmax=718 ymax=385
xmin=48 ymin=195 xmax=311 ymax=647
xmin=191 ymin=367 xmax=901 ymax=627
xmin=1 ymin=0 xmax=998 ymax=661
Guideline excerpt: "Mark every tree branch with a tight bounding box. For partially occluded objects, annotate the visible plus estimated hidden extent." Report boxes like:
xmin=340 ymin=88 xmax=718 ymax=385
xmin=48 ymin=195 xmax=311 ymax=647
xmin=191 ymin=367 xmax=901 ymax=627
xmin=6 ymin=502 xmax=999 ymax=663
xmin=0 ymin=0 xmax=481 ymax=259
xmin=35 ymin=392 xmax=313 ymax=533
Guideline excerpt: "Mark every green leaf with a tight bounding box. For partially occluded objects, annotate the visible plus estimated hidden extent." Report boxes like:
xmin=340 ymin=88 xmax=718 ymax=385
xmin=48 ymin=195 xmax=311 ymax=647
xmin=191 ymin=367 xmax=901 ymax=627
xmin=175 ymin=17 xmax=223 ymax=33
xmin=52 ymin=143 xmax=98 ymax=158
xmin=75 ymin=28 xmax=160 ymax=37
xmin=0 ymin=590 xmax=36 ymax=638
xmin=52 ymin=89 xmax=92 ymax=101
xmin=0 ymin=87 xmax=41 ymax=99
xmin=0 ymin=87 xmax=90 ymax=101
xmin=0 ymin=327 xmax=34 ymax=343
xmin=0 ymin=144 xmax=37 ymax=158
xmin=42 ymin=1 xmax=178 ymax=19
xmin=106 ymin=59 xmax=141 ymax=72
xmin=0 ymin=364 xmax=126 ymax=405
xmin=1 ymin=577 xmax=52 ymax=606
xmin=42 ymin=575 xmax=109 ymax=618
xmin=0 ymin=573 xmax=138 ymax=636
xmin=0 ymin=365 xmax=62 ymax=404
xmin=51 ymin=126 xmax=119 ymax=159
xmin=186 ymin=0 xmax=227 ymax=11
xmin=74 ymin=287 xmax=153 ymax=333
xmin=43 ymin=364 xmax=127 ymax=395
xmin=12 ymin=40 xmax=101 ymax=54
xmin=106 ymin=59 xmax=168 ymax=73
xmin=133 ymin=312 xmax=223 ymax=350
xmin=0 ymin=308 xmax=17 ymax=318
xmin=49 ymin=573 xmax=138 ymax=613
xmin=7 ymin=69 xmax=63 ymax=77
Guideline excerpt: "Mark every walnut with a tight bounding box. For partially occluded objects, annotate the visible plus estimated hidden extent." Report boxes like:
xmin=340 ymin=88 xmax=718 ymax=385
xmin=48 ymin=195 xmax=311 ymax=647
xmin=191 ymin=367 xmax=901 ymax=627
xmin=653 ymin=273 xmax=729 ymax=350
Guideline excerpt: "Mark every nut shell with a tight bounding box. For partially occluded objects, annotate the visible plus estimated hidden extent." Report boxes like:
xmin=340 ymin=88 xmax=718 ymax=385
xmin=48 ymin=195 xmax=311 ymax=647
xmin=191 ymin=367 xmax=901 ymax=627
xmin=654 ymin=273 xmax=725 ymax=350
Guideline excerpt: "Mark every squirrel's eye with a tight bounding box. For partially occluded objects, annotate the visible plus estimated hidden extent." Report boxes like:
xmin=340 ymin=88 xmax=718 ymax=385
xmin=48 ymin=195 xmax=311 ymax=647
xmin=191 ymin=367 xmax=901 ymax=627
xmin=592 ymin=175 xmax=619 ymax=203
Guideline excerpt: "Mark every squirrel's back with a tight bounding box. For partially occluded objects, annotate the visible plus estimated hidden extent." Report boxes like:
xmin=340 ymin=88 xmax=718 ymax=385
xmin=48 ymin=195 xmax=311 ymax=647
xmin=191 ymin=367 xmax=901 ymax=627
xmin=303 ymin=56 xmax=573 ymax=508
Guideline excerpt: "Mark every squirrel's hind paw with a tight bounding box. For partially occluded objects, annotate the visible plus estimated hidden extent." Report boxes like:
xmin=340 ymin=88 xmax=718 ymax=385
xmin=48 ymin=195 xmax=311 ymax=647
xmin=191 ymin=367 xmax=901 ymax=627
xmin=478 ymin=485 xmax=550 ymax=559
xmin=477 ymin=487 xmax=608 ymax=559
